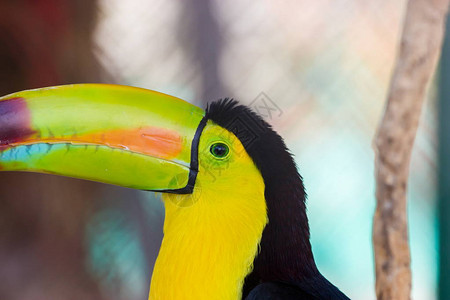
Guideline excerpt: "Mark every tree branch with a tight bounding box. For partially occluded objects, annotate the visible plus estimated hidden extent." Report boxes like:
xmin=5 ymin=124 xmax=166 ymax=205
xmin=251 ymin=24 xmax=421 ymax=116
xmin=373 ymin=0 xmax=449 ymax=299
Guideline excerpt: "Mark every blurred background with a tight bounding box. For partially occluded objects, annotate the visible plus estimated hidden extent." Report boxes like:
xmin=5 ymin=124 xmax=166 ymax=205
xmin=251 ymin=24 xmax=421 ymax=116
xmin=0 ymin=0 xmax=445 ymax=299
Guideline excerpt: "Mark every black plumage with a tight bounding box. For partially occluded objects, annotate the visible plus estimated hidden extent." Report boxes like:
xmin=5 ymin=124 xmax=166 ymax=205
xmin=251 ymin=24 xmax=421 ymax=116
xmin=206 ymin=99 xmax=350 ymax=300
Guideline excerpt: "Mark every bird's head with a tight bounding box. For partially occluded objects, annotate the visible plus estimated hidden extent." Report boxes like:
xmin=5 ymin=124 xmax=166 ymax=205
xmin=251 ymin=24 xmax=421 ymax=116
xmin=0 ymin=84 xmax=268 ymax=223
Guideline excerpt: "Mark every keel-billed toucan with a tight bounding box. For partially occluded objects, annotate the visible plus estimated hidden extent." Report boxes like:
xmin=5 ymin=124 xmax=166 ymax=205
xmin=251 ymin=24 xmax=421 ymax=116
xmin=0 ymin=84 xmax=349 ymax=300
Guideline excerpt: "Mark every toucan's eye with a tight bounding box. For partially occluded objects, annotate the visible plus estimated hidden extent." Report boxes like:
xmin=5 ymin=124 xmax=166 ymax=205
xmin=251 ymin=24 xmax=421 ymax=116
xmin=210 ymin=142 xmax=229 ymax=159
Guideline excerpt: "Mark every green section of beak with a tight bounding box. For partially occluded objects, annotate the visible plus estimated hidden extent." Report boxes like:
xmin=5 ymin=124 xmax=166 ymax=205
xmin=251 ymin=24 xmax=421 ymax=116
xmin=0 ymin=84 xmax=205 ymax=192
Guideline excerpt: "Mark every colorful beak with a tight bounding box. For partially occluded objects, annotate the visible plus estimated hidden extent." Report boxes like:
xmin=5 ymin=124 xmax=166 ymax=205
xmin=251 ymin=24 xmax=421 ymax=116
xmin=0 ymin=84 xmax=206 ymax=193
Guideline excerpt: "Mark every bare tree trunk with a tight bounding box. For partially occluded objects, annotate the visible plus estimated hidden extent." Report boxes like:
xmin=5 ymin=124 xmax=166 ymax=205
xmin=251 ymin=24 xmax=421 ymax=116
xmin=373 ymin=0 xmax=449 ymax=299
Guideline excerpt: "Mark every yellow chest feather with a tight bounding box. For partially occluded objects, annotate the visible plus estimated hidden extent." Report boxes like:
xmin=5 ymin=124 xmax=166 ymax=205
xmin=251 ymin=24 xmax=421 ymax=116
xmin=149 ymin=179 xmax=267 ymax=299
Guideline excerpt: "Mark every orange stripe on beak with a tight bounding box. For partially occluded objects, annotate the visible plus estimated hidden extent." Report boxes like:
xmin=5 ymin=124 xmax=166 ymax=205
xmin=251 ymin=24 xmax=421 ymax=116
xmin=8 ymin=127 xmax=184 ymax=160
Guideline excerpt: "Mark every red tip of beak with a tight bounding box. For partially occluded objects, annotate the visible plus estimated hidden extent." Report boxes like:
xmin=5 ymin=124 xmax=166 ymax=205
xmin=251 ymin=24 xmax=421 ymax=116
xmin=0 ymin=97 xmax=36 ymax=148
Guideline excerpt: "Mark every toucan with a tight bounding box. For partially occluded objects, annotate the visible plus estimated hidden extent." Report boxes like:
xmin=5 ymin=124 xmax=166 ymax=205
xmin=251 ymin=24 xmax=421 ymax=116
xmin=0 ymin=84 xmax=349 ymax=300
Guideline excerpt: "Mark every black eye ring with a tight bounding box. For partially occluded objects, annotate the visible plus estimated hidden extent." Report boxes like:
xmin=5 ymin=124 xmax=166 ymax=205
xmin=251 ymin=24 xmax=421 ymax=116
xmin=210 ymin=142 xmax=230 ymax=159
